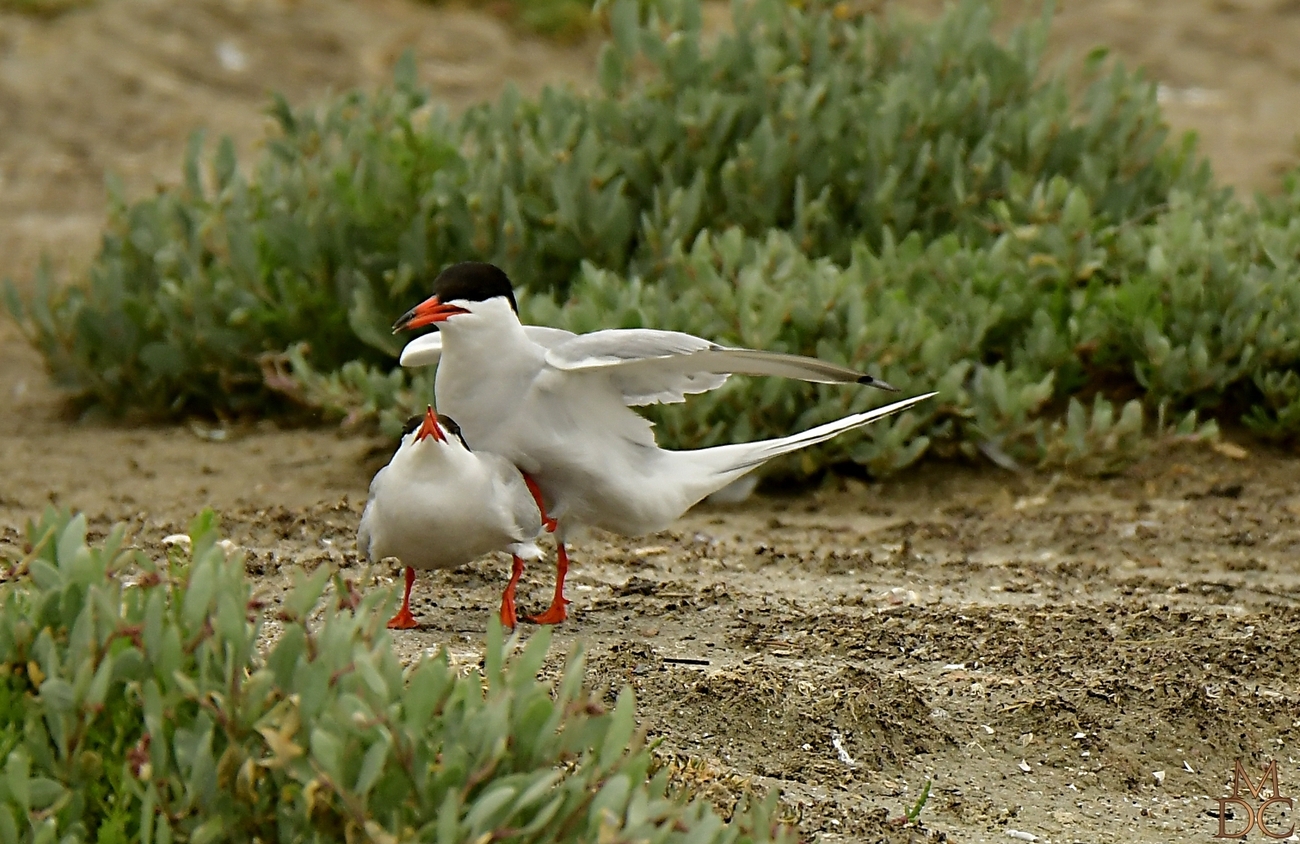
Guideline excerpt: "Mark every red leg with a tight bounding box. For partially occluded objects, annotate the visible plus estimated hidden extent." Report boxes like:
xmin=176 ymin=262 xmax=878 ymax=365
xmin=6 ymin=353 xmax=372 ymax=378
xmin=521 ymin=472 xmax=558 ymax=533
xmin=525 ymin=541 xmax=571 ymax=625
xmin=386 ymin=567 xmax=419 ymax=630
xmin=499 ymin=555 xmax=525 ymax=629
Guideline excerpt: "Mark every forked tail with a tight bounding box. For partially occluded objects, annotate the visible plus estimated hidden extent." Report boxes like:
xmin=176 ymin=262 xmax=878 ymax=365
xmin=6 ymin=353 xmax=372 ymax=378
xmin=687 ymin=391 xmax=937 ymax=491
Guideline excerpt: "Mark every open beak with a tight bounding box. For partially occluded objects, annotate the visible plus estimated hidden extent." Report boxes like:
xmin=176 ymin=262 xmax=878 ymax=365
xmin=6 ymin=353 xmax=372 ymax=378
xmin=392 ymin=296 xmax=470 ymax=333
xmin=414 ymin=406 xmax=447 ymax=443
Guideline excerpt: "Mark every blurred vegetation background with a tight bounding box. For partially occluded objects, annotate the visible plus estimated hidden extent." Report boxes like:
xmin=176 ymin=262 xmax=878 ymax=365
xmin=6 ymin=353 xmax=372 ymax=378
xmin=469 ymin=0 xmax=604 ymax=40
xmin=4 ymin=0 xmax=1300 ymax=482
xmin=1 ymin=0 xmax=601 ymax=33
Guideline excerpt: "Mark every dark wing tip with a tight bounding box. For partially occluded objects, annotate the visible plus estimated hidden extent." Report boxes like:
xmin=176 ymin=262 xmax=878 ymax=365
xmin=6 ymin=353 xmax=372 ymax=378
xmin=858 ymin=374 xmax=899 ymax=391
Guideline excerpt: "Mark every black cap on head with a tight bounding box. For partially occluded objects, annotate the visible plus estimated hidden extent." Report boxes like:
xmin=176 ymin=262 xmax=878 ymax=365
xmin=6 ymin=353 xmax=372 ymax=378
xmin=436 ymin=414 xmax=471 ymax=450
xmin=400 ymin=411 xmax=470 ymax=449
xmin=432 ymin=262 xmax=518 ymax=314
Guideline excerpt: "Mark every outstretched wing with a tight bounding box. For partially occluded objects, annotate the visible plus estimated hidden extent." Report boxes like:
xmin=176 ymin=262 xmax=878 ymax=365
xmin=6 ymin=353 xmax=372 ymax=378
xmin=544 ymin=328 xmax=886 ymax=406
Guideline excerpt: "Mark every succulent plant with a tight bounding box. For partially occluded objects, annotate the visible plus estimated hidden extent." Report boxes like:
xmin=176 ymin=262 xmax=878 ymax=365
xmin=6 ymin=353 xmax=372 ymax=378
xmin=7 ymin=0 xmax=1298 ymax=477
xmin=0 ymin=508 xmax=790 ymax=843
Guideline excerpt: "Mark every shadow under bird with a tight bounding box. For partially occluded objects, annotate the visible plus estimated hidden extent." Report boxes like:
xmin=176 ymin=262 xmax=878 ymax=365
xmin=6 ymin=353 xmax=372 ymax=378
xmin=357 ymin=405 xmax=546 ymax=629
xmin=391 ymin=262 xmax=937 ymax=626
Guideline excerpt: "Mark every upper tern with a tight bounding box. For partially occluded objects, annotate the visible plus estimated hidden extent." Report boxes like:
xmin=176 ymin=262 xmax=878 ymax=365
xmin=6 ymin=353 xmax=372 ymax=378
xmin=393 ymin=262 xmax=936 ymax=624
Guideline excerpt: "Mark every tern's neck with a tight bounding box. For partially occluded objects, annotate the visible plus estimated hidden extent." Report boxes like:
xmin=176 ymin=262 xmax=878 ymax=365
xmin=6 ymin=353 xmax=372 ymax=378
xmin=432 ymin=300 xmax=543 ymax=448
xmin=389 ymin=437 xmax=458 ymax=479
xmin=435 ymin=299 xmax=539 ymax=370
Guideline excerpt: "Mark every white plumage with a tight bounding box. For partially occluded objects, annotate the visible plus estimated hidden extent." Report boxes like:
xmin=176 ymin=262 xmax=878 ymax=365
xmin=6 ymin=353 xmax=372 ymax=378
xmin=391 ymin=262 xmax=937 ymax=625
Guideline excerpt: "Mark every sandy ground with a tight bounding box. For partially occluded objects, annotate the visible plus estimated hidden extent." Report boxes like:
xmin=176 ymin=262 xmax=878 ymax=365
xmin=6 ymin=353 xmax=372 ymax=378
xmin=2 ymin=1 xmax=1300 ymax=841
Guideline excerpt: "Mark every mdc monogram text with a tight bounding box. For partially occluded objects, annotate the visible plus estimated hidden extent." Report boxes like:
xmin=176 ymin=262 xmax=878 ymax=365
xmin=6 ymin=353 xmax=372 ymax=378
xmin=1213 ymin=760 xmax=1293 ymax=840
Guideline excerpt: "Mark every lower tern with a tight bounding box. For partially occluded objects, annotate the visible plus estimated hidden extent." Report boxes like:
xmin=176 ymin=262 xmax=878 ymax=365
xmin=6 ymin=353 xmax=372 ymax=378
xmin=357 ymin=406 xmax=545 ymax=629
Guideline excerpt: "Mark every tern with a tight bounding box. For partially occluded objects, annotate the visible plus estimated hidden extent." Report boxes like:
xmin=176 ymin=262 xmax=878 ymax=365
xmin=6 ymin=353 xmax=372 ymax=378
xmin=393 ymin=262 xmax=936 ymax=624
xmin=358 ymin=405 xmax=546 ymax=629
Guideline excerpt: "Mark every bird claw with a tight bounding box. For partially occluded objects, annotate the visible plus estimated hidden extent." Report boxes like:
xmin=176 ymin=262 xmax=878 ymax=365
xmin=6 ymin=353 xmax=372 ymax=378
xmin=525 ymin=597 xmax=571 ymax=626
xmin=386 ymin=607 xmax=419 ymax=630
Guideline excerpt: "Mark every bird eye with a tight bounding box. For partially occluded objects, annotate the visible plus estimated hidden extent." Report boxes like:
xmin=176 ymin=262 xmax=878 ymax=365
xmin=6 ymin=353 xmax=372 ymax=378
xmin=436 ymin=414 xmax=471 ymax=449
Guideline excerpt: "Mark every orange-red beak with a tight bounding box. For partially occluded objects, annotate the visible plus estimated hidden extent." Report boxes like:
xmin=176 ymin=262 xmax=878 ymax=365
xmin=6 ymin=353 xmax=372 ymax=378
xmin=392 ymin=296 xmax=470 ymax=333
xmin=414 ymin=406 xmax=447 ymax=443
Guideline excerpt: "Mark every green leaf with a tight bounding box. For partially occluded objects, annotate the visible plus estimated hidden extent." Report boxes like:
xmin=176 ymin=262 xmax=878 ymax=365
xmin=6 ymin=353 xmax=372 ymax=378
xmin=393 ymin=48 xmax=418 ymax=92
xmin=284 ymin=566 xmax=332 ymax=621
xmin=598 ymin=686 xmax=637 ymax=770
xmin=608 ymin=0 xmax=639 ymax=56
xmin=56 ymin=513 xmax=87 ymax=567
xmin=348 ymin=276 xmax=404 ymax=358
xmin=181 ymin=555 xmax=216 ymax=631
xmin=1 ymin=279 xmax=26 ymax=324
xmin=183 ymin=129 xmax=206 ymax=198
xmin=5 ymin=750 xmax=30 ymax=813
xmin=310 ymin=727 xmax=343 ymax=780
xmin=588 ymin=772 xmax=633 ymax=830
xmin=0 ymin=803 xmax=18 ymax=844
xmin=86 ymin=653 xmax=115 ymax=709
xmin=1086 ymin=45 xmax=1111 ymax=71
xmin=39 ymin=678 xmax=76 ymax=713
xmin=267 ymin=624 xmax=306 ymax=688
xmin=190 ymin=816 xmax=227 ymax=844
xmin=28 ymin=559 xmax=62 ymax=592
xmin=354 ymin=739 xmax=390 ymax=795
xmin=214 ymin=135 xmax=238 ymax=192
xmin=464 ymin=783 xmax=518 ymax=833
xmin=27 ymin=778 xmax=64 ymax=811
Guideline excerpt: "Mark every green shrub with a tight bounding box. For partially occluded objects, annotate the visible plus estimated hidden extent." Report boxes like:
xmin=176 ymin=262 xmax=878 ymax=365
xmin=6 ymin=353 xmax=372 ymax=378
xmin=0 ymin=0 xmax=91 ymax=16
xmin=8 ymin=0 xmax=1300 ymax=477
xmin=4 ymin=61 xmax=458 ymax=417
xmin=0 ymin=508 xmax=789 ymax=843
xmin=445 ymin=0 xmax=1209 ymax=291
xmin=444 ymin=0 xmax=599 ymax=40
xmin=289 ymin=209 xmax=1239 ymax=479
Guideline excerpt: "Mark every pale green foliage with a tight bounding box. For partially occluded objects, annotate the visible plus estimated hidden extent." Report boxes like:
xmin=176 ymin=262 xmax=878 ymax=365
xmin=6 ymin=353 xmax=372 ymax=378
xmin=448 ymin=0 xmax=599 ymax=40
xmin=4 ymin=61 xmax=456 ymax=417
xmin=7 ymin=0 xmax=1300 ymax=477
xmin=0 ymin=0 xmax=89 ymax=16
xmin=290 ymin=216 xmax=1228 ymax=480
xmin=0 ymin=508 xmax=789 ymax=843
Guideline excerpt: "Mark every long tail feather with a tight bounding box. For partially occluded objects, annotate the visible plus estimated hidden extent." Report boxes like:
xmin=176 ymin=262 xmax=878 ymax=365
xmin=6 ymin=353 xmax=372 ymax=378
xmin=692 ymin=391 xmax=936 ymax=482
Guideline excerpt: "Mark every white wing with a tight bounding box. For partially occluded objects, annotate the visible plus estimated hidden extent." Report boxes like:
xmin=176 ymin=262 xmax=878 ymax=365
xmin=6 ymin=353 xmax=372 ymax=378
xmin=402 ymin=324 xmax=887 ymax=406
xmin=355 ymin=464 xmax=387 ymax=562
xmin=544 ymin=328 xmax=885 ymax=406
xmin=480 ymin=452 xmax=546 ymax=543
xmin=399 ymin=325 xmax=577 ymax=367
xmin=545 ymin=328 xmax=715 ymax=366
